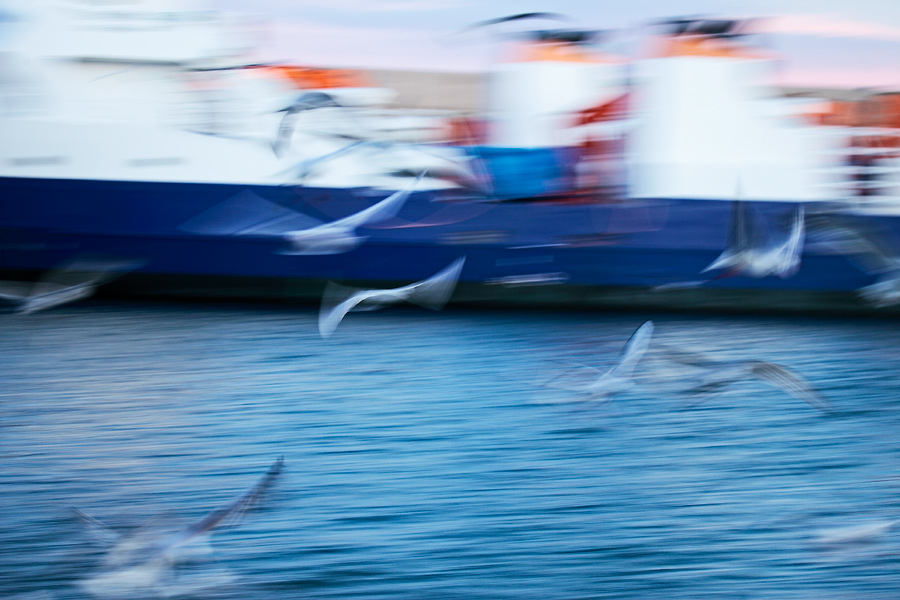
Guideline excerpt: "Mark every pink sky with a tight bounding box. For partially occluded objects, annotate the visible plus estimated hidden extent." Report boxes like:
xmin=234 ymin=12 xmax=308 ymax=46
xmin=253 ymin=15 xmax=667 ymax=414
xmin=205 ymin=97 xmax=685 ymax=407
xmin=224 ymin=3 xmax=900 ymax=89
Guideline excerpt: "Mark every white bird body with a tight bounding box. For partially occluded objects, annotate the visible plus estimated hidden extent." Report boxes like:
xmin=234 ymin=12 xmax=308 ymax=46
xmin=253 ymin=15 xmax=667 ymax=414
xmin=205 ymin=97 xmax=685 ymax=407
xmin=77 ymin=458 xmax=283 ymax=598
xmin=282 ymin=173 xmax=422 ymax=254
xmin=280 ymin=172 xmax=425 ymax=255
xmin=704 ymin=202 xmax=805 ymax=279
xmin=542 ymin=321 xmax=654 ymax=402
xmin=318 ymin=257 xmax=465 ymax=337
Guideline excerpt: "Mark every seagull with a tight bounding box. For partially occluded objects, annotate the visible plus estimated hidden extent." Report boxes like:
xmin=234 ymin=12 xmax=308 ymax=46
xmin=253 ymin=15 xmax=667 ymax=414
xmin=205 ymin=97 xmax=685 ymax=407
xmin=180 ymin=172 xmax=425 ymax=255
xmin=0 ymin=256 xmax=142 ymax=315
xmin=281 ymin=171 xmax=424 ymax=255
xmin=318 ymin=257 xmax=465 ymax=338
xmin=273 ymin=91 xmax=343 ymax=157
xmin=76 ymin=457 xmax=283 ymax=598
xmin=703 ymin=199 xmax=805 ymax=279
xmin=280 ymin=130 xmax=493 ymax=196
xmin=813 ymin=518 xmax=900 ymax=549
xmin=658 ymin=345 xmax=833 ymax=413
xmin=541 ymin=321 xmax=655 ymax=402
xmin=807 ymin=213 xmax=900 ymax=306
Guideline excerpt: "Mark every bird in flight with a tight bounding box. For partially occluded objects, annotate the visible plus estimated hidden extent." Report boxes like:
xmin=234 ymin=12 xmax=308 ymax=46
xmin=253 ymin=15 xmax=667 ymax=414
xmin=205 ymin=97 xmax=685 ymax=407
xmin=657 ymin=345 xmax=833 ymax=413
xmin=318 ymin=257 xmax=465 ymax=338
xmin=0 ymin=256 xmax=141 ymax=315
xmin=703 ymin=199 xmax=806 ymax=279
xmin=180 ymin=172 xmax=425 ymax=255
xmin=540 ymin=321 xmax=655 ymax=402
xmin=75 ymin=457 xmax=284 ymax=598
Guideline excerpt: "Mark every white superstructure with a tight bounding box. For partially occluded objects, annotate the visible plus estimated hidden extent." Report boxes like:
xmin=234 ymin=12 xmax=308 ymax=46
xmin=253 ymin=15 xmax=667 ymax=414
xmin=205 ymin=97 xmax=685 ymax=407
xmin=0 ymin=0 xmax=461 ymax=189
xmin=487 ymin=33 xmax=626 ymax=148
xmin=626 ymin=30 xmax=846 ymax=202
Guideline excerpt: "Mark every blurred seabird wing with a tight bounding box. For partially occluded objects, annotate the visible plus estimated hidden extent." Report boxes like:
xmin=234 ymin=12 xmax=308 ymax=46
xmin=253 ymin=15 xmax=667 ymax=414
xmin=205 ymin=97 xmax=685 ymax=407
xmin=540 ymin=364 xmax=606 ymax=393
xmin=748 ymin=361 xmax=833 ymax=413
xmin=324 ymin=171 xmax=425 ymax=231
xmin=396 ymin=257 xmax=465 ymax=310
xmin=166 ymin=457 xmax=284 ymax=550
xmin=773 ymin=204 xmax=805 ymax=277
xmin=703 ymin=199 xmax=747 ymax=273
xmin=318 ymin=257 xmax=464 ymax=338
xmin=656 ymin=343 xmax=724 ymax=368
xmin=609 ymin=321 xmax=654 ymax=379
xmin=809 ymin=216 xmax=900 ymax=274
xmin=273 ymin=140 xmax=371 ymax=182
xmin=72 ymin=508 xmax=121 ymax=546
xmin=0 ymin=280 xmax=31 ymax=304
xmin=318 ymin=283 xmax=388 ymax=338
xmin=35 ymin=256 xmax=144 ymax=291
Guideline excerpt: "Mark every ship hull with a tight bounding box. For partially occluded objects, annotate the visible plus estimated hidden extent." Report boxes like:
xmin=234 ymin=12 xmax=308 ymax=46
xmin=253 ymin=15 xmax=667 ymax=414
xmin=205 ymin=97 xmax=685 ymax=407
xmin=0 ymin=176 xmax=892 ymax=313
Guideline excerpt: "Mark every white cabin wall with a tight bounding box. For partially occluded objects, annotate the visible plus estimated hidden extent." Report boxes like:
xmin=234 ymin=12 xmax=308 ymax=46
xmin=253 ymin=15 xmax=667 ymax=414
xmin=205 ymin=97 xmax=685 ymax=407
xmin=627 ymin=55 xmax=844 ymax=201
xmin=487 ymin=59 xmax=625 ymax=148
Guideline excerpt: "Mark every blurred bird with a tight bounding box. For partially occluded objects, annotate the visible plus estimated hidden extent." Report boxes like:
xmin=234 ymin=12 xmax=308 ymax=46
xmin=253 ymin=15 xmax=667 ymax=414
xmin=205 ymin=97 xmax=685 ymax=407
xmin=76 ymin=457 xmax=283 ymax=598
xmin=181 ymin=172 xmax=425 ymax=255
xmin=658 ymin=345 xmax=833 ymax=413
xmin=0 ymin=256 xmax=142 ymax=315
xmin=813 ymin=518 xmax=900 ymax=549
xmin=318 ymin=257 xmax=465 ymax=338
xmin=807 ymin=213 xmax=900 ymax=306
xmin=541 ymin=321 xmax=654 ymax=402
xmin=273 ymin=91 xmax=343 ymax=157
xmin=703 ymin=200 xmax=805 ymax=279
xmin=281 ymin=172 xmax=424 ymax=255
xmin=279 ymin=130 xmax=493 ymax=196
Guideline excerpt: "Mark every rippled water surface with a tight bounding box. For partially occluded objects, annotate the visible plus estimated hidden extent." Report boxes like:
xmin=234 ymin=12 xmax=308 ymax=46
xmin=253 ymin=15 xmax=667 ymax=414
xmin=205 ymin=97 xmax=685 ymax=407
xmin=2 ymin=301 xmax=900 ymax=599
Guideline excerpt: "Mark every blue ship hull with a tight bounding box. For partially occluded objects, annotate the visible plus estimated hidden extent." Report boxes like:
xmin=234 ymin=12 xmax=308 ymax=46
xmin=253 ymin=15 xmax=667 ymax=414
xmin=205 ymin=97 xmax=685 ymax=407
xmin=0 ymin=176 xmax=892 ymax=312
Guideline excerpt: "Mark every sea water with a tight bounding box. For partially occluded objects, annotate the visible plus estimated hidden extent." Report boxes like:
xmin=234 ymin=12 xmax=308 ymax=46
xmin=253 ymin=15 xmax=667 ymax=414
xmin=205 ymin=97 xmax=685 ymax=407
xmin=1 ymin=302 xmax=899 ymax=599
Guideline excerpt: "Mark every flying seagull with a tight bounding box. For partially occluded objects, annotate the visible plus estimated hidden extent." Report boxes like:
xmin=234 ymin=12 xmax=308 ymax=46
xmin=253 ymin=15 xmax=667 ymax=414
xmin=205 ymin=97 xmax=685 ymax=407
xmin=179 ymin=172 xmax=425 ymax=255
xmin=76 ymin=457 xmax=284 ymax=598
xmin=658 ymin=345 xmax=833 ymax=413
xmin=318 ymin=257 xmax=465 ymax=338
xmin=812 ymin=518 xmax=900 ymax=549
xmin=273 ymin=91 xmax=343 ymax=157
xmin=276 ymin=130 xmax=493 ymax=196
xmin=703 ymin=199 xmax=806 ymax=279
xmin=807 ymin=213 xmax=900 ymax=307
xmin=282 ymin=172 xmax=424 ymax=255
xmin=0 ymin=256 xmax=142 ymax=315
xmin=541 ymin=321 xmax=655 ymax=402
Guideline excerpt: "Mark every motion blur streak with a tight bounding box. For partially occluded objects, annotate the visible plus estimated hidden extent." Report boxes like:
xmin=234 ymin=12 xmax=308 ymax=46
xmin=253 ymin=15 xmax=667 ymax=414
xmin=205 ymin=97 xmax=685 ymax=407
xmin=1 ymin=304 xmax=899 ymax=599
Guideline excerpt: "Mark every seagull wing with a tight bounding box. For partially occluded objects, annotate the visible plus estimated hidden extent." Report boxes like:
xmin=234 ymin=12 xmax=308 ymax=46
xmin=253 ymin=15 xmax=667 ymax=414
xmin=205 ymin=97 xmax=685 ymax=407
xmin=36 ymin=256 xmax=143 ymax=291
xmin=318 ymin=283 xmax=391 ymax=338
xmin=395 ymin=257 xmax=465 ymax=310
xmin=0 ymin=280 xmax=31 ymax=304
xmin=540 ymin=365 xmax=607 ymax=393
xmin=609 ymin=320 xmax=654 ymax=379
xmin=272 ymin=141 xmax=372 ymax=182
xmin=273 ymin=92 xmax=342 ymax=156
xmin=318 ymin=258 xmax=462 ymax=337
xmin=809 ymin=216 xmax=900 ymax=274
xmin=749 ymin=361 xmax=834 ymax=413
xmin=72 ymin=508 xmax=121 ymax=546
xmin=324 ymin=171 xmax=425 ymax=231
xmin=703 ymin=199 xmax=748 ymax=273
xmin=656 ymin=343 xmax=725 ymax=368
xmin=162 ymin=457 xmax=284 ymax=552
xmin=772 ymin=204 xmax=805 ymax=277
